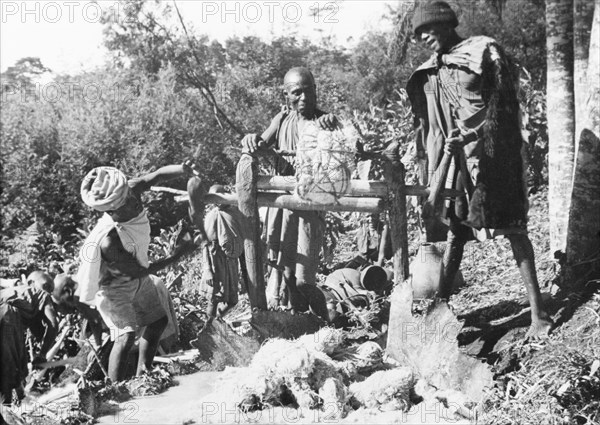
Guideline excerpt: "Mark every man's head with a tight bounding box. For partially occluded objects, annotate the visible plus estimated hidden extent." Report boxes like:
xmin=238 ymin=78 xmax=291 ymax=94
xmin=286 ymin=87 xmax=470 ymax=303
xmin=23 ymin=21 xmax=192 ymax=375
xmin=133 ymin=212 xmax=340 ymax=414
xmin=52 ymin=273 xmax=77 ymax=306
xmin=27 ymin=271 xmax=54 ymax=294
xmin=413 ymin=1 xmax=459 ymax=53
xmin=106 ymin=190 xmax=143 ymax=222
xmin=283 ymin=67 xmax=317 ymax=118
xmin=81 ymin=167 xmax=142 ymax=222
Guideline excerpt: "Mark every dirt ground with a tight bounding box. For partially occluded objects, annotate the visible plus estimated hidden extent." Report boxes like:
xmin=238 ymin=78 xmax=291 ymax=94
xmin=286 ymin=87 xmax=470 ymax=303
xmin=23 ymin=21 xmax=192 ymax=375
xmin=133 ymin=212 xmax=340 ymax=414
xmin=94 ymin=370 xmax=471 ymax=425
xmin=95 ymin=371 xmax=221 ymax=424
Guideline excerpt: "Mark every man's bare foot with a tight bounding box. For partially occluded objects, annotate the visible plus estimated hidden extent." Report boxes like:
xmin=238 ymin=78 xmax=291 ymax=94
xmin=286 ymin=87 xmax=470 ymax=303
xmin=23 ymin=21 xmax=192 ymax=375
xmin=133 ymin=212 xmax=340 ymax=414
xmin=288 ymin=286 xmax=309 ymax=313
xmin=266 ymin=297 xmax=280 ymax=310
xmin=136 ymin=365 xmax=150 ymax=376
xmin=217 ymin=303 xmax=235 ymax=318
xmin=525 ymin=317 xmax=553 ymax=340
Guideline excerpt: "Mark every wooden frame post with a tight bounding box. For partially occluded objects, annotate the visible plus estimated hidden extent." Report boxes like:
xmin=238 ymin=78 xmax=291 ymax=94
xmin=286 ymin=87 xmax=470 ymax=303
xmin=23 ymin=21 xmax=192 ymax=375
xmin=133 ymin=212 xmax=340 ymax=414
xmin=236 ymin=153 xmax=267 ymax=310
xmin=383 ymin=148 xmax=410 ymax=284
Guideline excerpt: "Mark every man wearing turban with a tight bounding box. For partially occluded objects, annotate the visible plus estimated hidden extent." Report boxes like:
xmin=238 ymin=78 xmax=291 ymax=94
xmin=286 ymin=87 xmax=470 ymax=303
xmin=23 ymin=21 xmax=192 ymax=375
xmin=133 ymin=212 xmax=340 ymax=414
xmin=77 ymin=164 xmax=195 ymax=381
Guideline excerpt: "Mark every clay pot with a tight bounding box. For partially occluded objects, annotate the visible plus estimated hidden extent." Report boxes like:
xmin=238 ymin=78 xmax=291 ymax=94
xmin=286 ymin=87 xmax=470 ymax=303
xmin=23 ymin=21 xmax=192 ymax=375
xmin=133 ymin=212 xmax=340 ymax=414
xmin=384 ymin=268 xmax=394 ymax=282
xmin=409 ymin=243 xmax=465 ymax=299
xmin=409 ymin=243 xmax=443 ymax=299
xmin=359 ymin=265 xmax=388 ymax=292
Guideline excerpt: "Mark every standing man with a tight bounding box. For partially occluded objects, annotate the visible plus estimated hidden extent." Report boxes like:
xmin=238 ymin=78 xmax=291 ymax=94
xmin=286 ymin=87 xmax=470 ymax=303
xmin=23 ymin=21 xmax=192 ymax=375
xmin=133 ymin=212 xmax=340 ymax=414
xmin=241 ymin=67 xmax=338 ymax=321
xmin=77 ymin=165 xmax=194 ymax=381
xmin=406 ymin=1 xmax=552 ymax=337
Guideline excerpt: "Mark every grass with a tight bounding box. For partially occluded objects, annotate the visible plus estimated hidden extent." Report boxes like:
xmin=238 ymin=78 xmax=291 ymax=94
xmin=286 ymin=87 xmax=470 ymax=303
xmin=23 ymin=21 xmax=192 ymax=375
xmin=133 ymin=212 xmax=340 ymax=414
xmin=446 ymin=188 xmax=600 ymax=425
xmin=481 ymin=292 xmax=600 ymax=425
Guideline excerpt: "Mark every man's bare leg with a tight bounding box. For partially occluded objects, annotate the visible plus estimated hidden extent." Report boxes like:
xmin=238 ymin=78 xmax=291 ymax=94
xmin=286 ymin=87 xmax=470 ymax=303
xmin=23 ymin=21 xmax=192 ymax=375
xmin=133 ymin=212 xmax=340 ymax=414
xmin=109 ymin=331 xmax=135 ymax=381
xmin=267 ymin=267 xmax=283 ymax=310
xmin=296 ymin=282 xmax=329 ymax=322
xmin=279 ymin=272 xmax=289 ymax=307
xmin=137 ymin=315 xmax=168 ymax=375
xmin=507 ymin=234 xmax=553 ymax=338
xmin=295 ymin=211 xmax=329 ymax=321
xmin=439 ymin=225 xmax=469 ymax=299
xmin=206 ymin=299 xmax=218 ymax=318
xmin=285 ymin=269 xmax=309 ymax=313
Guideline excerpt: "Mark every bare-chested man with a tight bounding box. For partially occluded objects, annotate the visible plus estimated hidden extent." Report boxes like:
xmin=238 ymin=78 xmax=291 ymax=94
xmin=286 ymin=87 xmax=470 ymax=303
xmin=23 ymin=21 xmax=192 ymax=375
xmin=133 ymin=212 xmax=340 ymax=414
xmin=77 ymin=165 xmax=194 ymax=381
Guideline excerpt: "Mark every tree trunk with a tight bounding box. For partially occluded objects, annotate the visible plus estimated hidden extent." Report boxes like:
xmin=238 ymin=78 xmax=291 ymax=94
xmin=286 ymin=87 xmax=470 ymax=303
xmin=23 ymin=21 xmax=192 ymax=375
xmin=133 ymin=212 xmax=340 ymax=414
xmin=573 ymin=0 xmax=596 ymax=149
xmin=566 ymin=130 xmax=600 ymax=279
xmin=546 ymin=0 xmax=576 ymax=256
xmin=585 ymin=1 xmax=600 ymax=137
xmin=565 ymin=2 xmax=600 ymax=281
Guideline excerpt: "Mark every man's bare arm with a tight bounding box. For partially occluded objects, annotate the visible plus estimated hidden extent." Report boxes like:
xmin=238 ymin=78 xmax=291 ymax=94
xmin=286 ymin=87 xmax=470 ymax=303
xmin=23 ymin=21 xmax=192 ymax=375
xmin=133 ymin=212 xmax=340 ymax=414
xmin=39 ymin=304 xmax=58 ymax=358
xmin=129 ymin=164 xmax=192 ymax=194
xmin=242 ymin=111 xmax=285 ymax=152
xmin=100 ymin=229 xmax=194 ymax=281
xmin=75 ymin=301 xmax=105 ymax=346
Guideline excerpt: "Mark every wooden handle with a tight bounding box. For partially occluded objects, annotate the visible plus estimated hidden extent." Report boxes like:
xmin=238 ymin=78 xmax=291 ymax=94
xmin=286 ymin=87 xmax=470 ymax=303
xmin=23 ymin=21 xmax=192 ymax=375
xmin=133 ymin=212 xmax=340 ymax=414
xmin=422 ymin=151 xmax=453 ymax=219
xmin=422 ymin=128 xmax=462 ymax=219
xmin=36 ymin=357 xmax=76 ymax=369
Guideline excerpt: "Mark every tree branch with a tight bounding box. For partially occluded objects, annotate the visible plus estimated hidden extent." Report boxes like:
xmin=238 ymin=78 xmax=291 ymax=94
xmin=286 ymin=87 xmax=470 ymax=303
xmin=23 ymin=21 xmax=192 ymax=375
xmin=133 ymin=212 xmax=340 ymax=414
xmin=172 ymin=0 xmax=245 ymax=137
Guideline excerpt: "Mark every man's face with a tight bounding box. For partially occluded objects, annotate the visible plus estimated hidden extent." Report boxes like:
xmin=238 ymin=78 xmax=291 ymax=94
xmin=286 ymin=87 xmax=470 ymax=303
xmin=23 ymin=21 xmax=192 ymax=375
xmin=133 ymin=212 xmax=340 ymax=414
xmin=284 ymin=76 xmax=317 ymax=118
xmin=53 ymin=275 xmax=76 ymax=308
xmin=418 ymin=23 xmax=453 ymax=53
xmin=27 ymin=271 xmax=54 ymax=293
xmin=55 ymin=285 xmax=75 ymax=306
xmin=107 ymin=190 xmax=142 ymax=222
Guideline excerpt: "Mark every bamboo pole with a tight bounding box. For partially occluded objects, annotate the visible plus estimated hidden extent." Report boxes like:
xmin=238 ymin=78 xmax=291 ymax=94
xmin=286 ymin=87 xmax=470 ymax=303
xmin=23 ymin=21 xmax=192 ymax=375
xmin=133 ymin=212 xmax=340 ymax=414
xmin=160 ymin=179 xmax=464 ymax=202
xmin=175 ymin=192 xmax=384 ymax=213
xmin=170 ymin=186 xmax=462 ymax=212
xmin=253 ymin=176 xmax=464 ymax=198
xmin=236 ymin=153 xmax=267 ymax=310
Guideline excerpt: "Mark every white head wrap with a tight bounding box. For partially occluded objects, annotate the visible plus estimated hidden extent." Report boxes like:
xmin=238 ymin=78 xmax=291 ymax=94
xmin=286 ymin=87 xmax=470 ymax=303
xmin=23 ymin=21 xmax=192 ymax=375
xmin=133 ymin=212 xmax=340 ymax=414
xmin=81 ymin=167 xmax=129 ymax=212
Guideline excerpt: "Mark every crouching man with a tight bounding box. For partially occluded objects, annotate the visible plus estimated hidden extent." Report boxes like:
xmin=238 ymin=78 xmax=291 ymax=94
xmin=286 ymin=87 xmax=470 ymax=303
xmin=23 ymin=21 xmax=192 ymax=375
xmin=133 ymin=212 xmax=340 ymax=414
xmin=1 ymin=271 xmax=58 ymax=404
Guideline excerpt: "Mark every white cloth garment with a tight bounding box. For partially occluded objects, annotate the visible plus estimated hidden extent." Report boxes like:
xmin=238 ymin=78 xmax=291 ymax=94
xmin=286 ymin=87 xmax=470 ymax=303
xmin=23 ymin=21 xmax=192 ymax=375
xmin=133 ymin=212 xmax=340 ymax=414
xmin=76 ymin=210 xmax=151 ymax=305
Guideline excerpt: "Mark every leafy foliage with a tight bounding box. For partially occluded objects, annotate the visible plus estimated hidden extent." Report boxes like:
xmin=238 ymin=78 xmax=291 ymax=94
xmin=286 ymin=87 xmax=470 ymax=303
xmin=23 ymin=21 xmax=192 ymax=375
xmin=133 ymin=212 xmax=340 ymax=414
xmin=1 ymin=0 xmax=548 ymax=275
xmin=1 ymin=57 xmax=51 ymax=89
xmin=453 ymin=0 xmax=547 ymax=89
